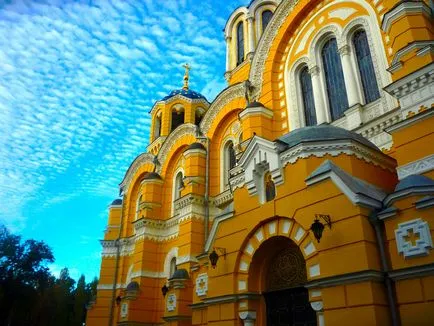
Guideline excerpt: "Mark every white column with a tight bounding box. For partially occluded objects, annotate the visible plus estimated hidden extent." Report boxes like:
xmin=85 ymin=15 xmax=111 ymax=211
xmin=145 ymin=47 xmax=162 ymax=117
xmin=339 ymin=45 xmax=362 ymax=107
xmin=239 ymin=311 xmax=256 ymax=326
xmin=309 ymin=65 xmax=328 ymax=124
xmin=225 ymin=36 xmax=231 ymax=72
xmin=246 ymin=16 xmax=255 ymax=54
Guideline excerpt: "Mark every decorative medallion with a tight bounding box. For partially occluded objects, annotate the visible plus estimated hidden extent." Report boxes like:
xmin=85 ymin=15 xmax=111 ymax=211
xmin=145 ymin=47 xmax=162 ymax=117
xmin=267 ymin=246 xmax=307 ymax=291
xmin=395 ymin=218 xmax=433 ymax=258
xmin=120 ymin=302 xmax=128 ymax=318
xmin=166 ymin=293 xmax=176 ymax=312
xmin=195 ymin=273 xmax=208 ymax=296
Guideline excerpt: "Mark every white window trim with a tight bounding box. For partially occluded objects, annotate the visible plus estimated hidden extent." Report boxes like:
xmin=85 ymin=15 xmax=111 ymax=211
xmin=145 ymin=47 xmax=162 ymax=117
xmin=220 ymin=137 xmax=237 ymax=193
xmin=171 ymin=167 xmax=185 ymax=217
xmin=284 ymin=3 xmax=396 ymax=134
xmin=164 ymin=247 xmax=178 ymax=279
xmin=254 ymin=4 xmax=277 ymax=44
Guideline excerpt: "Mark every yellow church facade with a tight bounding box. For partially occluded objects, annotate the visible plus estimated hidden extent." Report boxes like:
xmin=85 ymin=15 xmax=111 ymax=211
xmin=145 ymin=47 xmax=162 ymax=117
xmin=86 ymin=0 xmax=434 ymax=325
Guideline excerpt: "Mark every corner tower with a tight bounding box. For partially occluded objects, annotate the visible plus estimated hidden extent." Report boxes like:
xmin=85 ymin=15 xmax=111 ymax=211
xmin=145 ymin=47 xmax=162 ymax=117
xmin=148 ymin=65 xmax=210 ymax=155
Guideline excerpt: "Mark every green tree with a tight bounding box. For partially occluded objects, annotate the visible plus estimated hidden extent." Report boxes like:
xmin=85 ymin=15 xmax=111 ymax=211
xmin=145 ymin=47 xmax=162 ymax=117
xmin=0 ymin=225 xmax=54 ymax=326
xmin=73 ymin=275 xmax=87 ymax=326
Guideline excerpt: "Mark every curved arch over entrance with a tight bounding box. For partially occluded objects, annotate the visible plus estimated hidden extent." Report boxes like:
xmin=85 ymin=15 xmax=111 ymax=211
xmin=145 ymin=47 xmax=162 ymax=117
xmin=252 ymin=237 xmax=317 ymax=326
xmin=236 ymin=217 xmax=321 ymax=326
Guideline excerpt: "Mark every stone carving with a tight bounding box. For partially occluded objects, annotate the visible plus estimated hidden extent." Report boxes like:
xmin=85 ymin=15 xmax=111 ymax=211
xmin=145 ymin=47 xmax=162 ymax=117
xmin=395 ymin=218 xmax=433 ymax=258
xmin=195 ymin=273 xmax=208 ymax=296
xmin=167 ymin=294 xmax=176 ymax=312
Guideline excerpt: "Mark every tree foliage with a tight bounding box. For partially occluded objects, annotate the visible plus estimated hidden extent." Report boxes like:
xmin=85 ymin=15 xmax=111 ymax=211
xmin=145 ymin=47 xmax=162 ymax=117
xmin=0 ymin=225 xmax=98 ymax=326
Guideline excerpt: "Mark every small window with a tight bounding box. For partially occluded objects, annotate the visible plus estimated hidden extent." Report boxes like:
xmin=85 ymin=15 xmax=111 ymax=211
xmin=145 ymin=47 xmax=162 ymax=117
xmin=223 ymin=141 xmax=236 ymax=188
xmin=322 ymin=38 xmax=349 ymax=121
xmin=171 ymin=108 xmax=184 ymax=131
xmin=299 ymin=66 xmax=317 ymax=126
xmin=262 ymin=10 xmax=273 ymax=32
xmin=174 ymin=172 xmax=183 ymax=200
xmin=353 ymin=30 xmax=380 ymax=104
xmin=154 ymin=112 xmax=161 ymax=139
xmin=195 ymin=108 xmax=205 ymax=126
xmin=135 ymin=194 xmax=142 ymax=220
xmin=169 ymin=257 xmax=177 ymax=277
xmin=237 ymin=22 xmax=244 ymax=65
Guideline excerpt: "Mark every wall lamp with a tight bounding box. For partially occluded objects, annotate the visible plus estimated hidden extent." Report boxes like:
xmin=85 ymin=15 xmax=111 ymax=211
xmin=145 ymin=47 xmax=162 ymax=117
xmin=161 ymin=283 xmax=169 ymax=297
xmin=209 ymin=247 xmax=226 ymax=269
xmin=310 ymin=214 xmax=332 ymax=243
xmin=115 ymin=295 xmax=122 ymax=306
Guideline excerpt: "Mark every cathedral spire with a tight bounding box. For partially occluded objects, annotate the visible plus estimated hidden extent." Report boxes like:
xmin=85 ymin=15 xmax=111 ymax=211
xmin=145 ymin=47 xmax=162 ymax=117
xmin=182 ymin=63 xmax=191 ymax=90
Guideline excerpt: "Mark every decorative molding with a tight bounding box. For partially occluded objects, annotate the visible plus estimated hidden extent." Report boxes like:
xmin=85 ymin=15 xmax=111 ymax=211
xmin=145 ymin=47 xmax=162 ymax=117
xmin=200 ymin=83 xmax=245 ymax=135
xmin=388 ymin=263 xmax=434 ymax=281
xmin=212 ymin=189 xmax=234 ymax=208
xmin=387 ymin=41 xmax=434 ymax=73
xmin=280 ymin=139 xmax=397 ymax=172
xmin=415 ymin=196 xmax=434 ymax=210
xmin=385 ymin=63 xmax=434 ymax=119
xmin=119 ymin=152 xmax=155 ymax=193
xmin=385 ymin=107 xmax=434 ymax=134
xmin=133 ymin=217 xmax=179 ymax=242
xmin=305 ymin=270 xmax=384 ymax=289
xmin=150 ymin=96 xmax=209 ymax=116
xmin=195 ymin=273 xmax=208 ymax=297
xmin=166 ymin=294 xmax=176 ymax=312
xmin=397 ymin=154 xmax=434 ymax=180
xmin=204 ymin=210 xmax=234 ymax=252
xmin=239 ymin=105 xmax=274 ymax=119
xmin=157 ymin=123 xmax=198 ymax=174
xmin=381 ymin=1 xmax=433 ymax=33
xmin=395 ymin=218 xmax=433 ymax=259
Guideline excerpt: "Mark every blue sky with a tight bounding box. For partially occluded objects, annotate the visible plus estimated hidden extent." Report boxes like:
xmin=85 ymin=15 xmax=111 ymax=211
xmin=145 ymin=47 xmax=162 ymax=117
xmin=0 ymin=0 xmax=246 ymax=282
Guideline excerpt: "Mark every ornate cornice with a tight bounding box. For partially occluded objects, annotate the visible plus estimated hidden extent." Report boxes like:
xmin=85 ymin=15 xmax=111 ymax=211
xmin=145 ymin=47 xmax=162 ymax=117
xmin=150 ymin=96 xmax=209 ymax=116
xmin=200 ymin=83 xmax=245 ymax=135
xmin=119 ymin=152 xmax=155 ymax=193
xmin=249 ymin=0 xmax=299 ymax=98
xmin=381 ymin=1 xmax=432 ymax=33
xmin=156 ymin=123 xmax=198 ymax=174
xmin=397 ymin=154 xmax=434 ymax=180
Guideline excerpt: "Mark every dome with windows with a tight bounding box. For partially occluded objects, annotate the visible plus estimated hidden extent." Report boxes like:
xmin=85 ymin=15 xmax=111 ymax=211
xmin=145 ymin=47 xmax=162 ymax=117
xmin=161 ymin=88 xmax=208 ymax=102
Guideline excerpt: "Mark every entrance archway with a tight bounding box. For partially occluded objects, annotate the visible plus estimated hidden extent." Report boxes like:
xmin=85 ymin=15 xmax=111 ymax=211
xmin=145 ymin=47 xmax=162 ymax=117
xmin=236 ymin=217 xmax=321 ymax=326
xmin=250 ymin=236 xmax=317 ymax=326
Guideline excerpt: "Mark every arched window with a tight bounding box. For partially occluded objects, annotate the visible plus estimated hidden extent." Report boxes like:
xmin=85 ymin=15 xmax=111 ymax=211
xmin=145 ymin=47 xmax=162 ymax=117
xmin=264 ymin=172 xmax=276 ymax=202
xmin=154 ymin=113 xmax=161 ymax=139
xmin=174 ymin=172 xmax=183 ymax=201
xmin=223 ymin=141 xmax=236 ymax=188
xmin=353 ymin=30 xmax=380 ymax=104
xmin=135 ymin=194 xmax=142 ymax=220
xmin=299 ymin=66 xmax=317 ymax=126
xmin=237 ymin=22 xmax=244 ymax=65
xmin=171 ymin=107 xmax=184 ymax=131
xmin=322 ymin=38 xmax=349 ymax=121
xmin=262 ymin=10 xmax=273 ymax=32
xmin=195 ymin=108 xmax=205 ymax=126
xmin=169 ymin=257 xmax=177 ymax=277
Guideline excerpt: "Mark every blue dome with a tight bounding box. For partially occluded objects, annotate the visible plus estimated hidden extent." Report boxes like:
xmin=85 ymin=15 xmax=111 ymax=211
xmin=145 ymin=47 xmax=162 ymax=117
xmin=161 ymin=88 xmax=207 ymax=102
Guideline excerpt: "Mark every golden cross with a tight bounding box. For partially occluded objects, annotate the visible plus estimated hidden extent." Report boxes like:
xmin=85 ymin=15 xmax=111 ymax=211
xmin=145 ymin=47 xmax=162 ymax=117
xmin=182 ymin=63 xmax=191 ymax=90
xmin=404 ymin=229 xmax=420 ymax=246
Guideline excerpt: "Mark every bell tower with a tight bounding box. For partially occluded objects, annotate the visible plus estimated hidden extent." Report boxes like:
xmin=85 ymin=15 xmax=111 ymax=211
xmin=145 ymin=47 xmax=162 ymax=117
xmin=147 ymin=64 xmax=210 ymax=155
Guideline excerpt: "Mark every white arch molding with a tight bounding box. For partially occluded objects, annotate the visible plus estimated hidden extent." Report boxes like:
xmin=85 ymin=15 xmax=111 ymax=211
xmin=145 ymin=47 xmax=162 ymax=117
xmin=163 ymin=247 xmax=179 ymax=279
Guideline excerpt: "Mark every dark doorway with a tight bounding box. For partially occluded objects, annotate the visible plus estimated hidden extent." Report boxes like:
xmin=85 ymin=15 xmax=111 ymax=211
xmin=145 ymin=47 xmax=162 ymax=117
xmin=264 ymin=287 xmax=317 ymax=326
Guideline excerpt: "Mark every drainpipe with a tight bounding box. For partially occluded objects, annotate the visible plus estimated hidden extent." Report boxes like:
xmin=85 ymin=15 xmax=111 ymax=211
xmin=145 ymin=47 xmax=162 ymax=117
xmin=108 ymin=194 xmax=125 ymax=326
xmin=369 ymin=213 xmax=400 ymax=326
xmin=204 ymin=137 xmax=210 ymax=245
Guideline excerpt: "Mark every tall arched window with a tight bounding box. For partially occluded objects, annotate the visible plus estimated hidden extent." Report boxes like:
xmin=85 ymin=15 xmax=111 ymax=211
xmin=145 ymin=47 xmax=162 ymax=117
xmin=135 ymin=194 xmax=142 ymax=220
xmin=322 ymin=38 xmax=349 ymax=121
xmin=353 ymin=30 xmax=380 ymax=104
xmin=154 ymin=113 xmax=161 ymax=139
xmin=171 ymin=107 xmax=184 ymax=131
xmin=262 ymin=10 xmax=273 ymax=32
xmin=299 ymin=66 xmax=317 ymax=126
xmin=174 ymin=172 xmax=183 ymax=201
xmin=223 ymin=141 xmax=236 ymax=188
xmin=237 ymin=22 xmax=244 ymax=65
xmin=169 ymin=257 xmax=177 ymax=277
